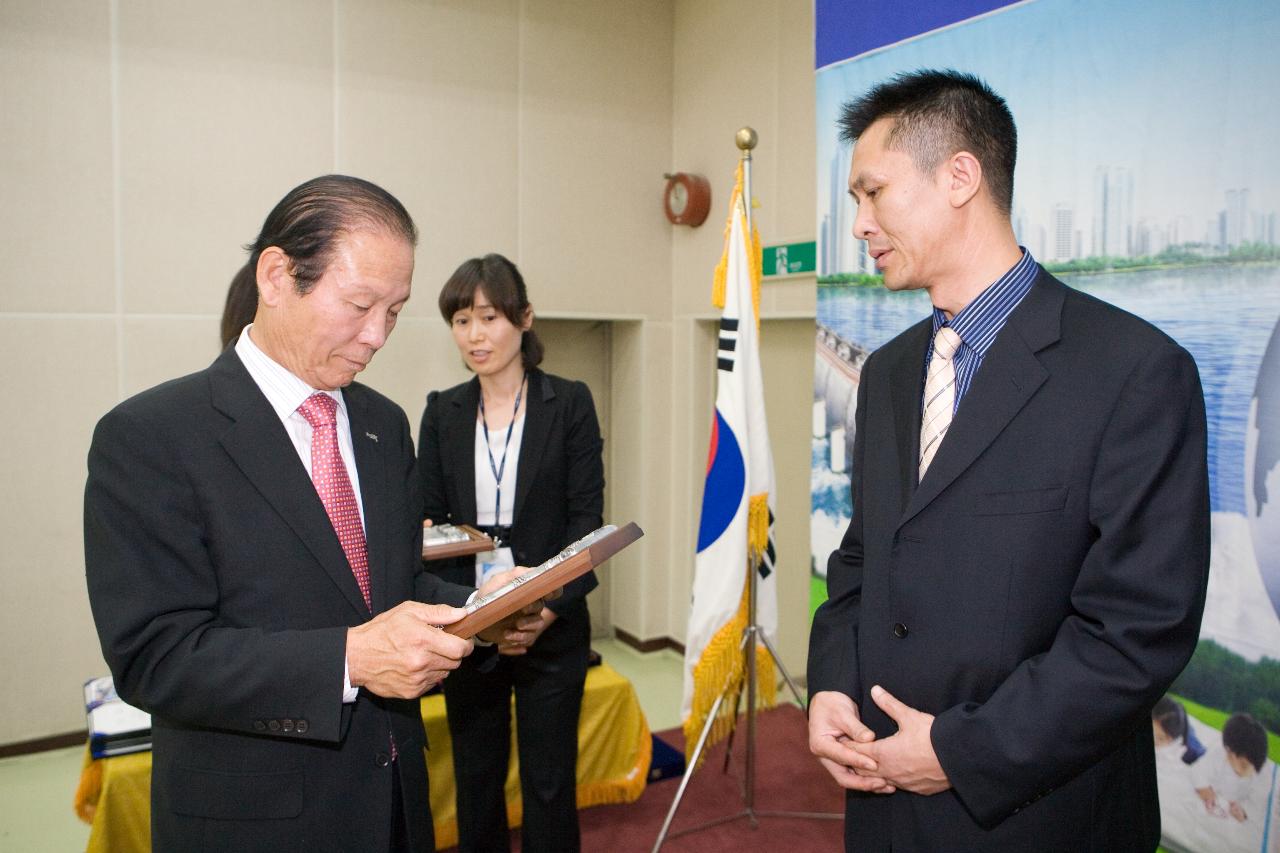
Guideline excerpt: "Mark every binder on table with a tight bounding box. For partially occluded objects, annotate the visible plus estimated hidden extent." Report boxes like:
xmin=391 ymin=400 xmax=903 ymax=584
xmin=84 ymin=675 xmax=151 ymax=759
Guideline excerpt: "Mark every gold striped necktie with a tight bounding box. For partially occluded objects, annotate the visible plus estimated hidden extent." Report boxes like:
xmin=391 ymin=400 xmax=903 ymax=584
xmin=919 ymin=326 xmax=962 ymax=480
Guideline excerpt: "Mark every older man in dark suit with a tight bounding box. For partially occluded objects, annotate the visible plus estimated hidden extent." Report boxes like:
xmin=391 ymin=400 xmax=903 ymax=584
xmin=807 ymin=70 xmax=1210 ymax=852
xmin=85 ymin=175 xmax=537 ymax=852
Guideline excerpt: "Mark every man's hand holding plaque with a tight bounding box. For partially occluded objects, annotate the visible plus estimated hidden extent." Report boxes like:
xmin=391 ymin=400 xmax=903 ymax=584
xmin=445 ymin=523 xmax=642 ymax=640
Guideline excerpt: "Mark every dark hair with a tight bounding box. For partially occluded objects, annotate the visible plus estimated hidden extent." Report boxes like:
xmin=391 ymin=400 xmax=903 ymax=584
xmin=839 ymin=69 xmax=1017 ymax=215
xmin=219 ymin=262 xmax=259 ymax=349
xmin=245 ymin=175 xmax=417 ymax=295
xmin=438 ymin=253 xmax=544 ymax=370
xmin=1153 ymin=696 xmax=1187 ymax=739
xmin=1223 ymin=713 xmax=1268 ymax=772
xmin=1153 ymin=695 xmax=1206 ymax=764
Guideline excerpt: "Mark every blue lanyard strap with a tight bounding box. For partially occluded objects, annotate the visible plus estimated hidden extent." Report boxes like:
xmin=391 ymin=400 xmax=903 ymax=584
xmin=478 ymin=374 xmax=525 ymax=527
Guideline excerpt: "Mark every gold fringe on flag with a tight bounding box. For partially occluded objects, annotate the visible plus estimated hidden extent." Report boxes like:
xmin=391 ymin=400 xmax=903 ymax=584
xmin=682 ymin=571 xmax=778 ymax=764
xmin=747 ymin=493 xmax=770 ymax=558
xmin=710 ymin=163 xmax=763 ymax=323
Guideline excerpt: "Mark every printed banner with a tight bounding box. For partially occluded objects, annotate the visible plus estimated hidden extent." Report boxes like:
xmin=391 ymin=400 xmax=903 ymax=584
xmin=812 ymin=2 xmax=1280 ymax=850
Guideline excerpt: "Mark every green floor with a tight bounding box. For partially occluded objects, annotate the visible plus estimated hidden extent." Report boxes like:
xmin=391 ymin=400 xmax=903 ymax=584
xmin=0 ymin=637 xmax=687 ymax=852
xmin=0 ymin=743 xmax=90 ymax=850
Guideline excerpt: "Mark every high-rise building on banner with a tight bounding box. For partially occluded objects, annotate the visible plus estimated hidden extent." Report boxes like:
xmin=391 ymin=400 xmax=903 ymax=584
xmin=1014 ymin=207 xmax=1029 ymax=249
xmin=822 ymin=146 xmax=851 ymax=275
xmin=1051 ymin=204 xmax=1074 ymax=262
xmin=1225 ymin=189 xmax=1250 ymax=248
xmin=1093 ymin=166 xmax=1134 ymax=258
xmin=1135 ymin=220 xmax=1167 ymax=257
xmin=1169 ymin=215 xmax=1193 ymax=248
xmin=854 ymin=234 xmax=873 ymax=274
xmin=821 ymin=213 xmax=835 ymax=276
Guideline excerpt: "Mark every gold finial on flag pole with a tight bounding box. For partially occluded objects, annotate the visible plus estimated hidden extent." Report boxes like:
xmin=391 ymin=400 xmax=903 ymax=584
xmin=736 ymin=127 xmax=756 ymax=230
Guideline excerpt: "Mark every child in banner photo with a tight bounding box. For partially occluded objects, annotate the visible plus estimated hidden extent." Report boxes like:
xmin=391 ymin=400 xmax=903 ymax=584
xmin=1153 ymin=698 xmax=1278 ymax=853
xmin=1154 ymin=695 xmax=1207 ymax=766
xmin=1193 ymin=713 xmax=1270 ymax=823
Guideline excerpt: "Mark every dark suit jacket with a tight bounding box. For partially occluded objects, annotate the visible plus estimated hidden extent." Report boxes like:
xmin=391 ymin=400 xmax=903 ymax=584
xmin=416 ymin=369 xmax=604 ymax=638
xmin=808 ymin=269 xmax=1210 ymax=852
xmin=84 ymin=347 xmax=472 ymax=853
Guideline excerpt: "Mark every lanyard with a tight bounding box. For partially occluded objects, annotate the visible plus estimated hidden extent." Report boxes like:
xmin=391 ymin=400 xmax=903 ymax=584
xmin=479 ymin=374 xmax=525 ymax=529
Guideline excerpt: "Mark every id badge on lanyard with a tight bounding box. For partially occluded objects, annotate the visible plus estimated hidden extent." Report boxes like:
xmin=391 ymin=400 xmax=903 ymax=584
xmin=475 ymin=545 xmax=516 ymax=588
xmin=475 ymin=376 xmax=524 ymax=589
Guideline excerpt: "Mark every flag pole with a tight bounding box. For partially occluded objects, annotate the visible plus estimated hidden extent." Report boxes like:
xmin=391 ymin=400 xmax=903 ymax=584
xmin=652 ymin=129 xmax=838 ymax=853
xmin=734 ymin=125 xmax=760 ymax=817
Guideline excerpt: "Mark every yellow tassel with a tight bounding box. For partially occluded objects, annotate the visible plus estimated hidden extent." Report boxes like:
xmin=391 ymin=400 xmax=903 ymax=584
xmin=747 ymin=493 xmax=769 ymax=558
xmin=750 ymin=223 xmax=762 ymax=331
xmin=711 ymin=252 xmax=728 ymax=310
xmin=710 ymin=163 xmax=764 ymax=330
xmin=711 ymin=163 xmax=746 ymax=310
xmin=683 ymin=572 xmax=778 ymax=764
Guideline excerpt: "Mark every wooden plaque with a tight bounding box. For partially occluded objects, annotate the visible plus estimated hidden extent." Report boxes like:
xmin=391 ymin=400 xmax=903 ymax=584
xmin=421 ymin=523 xmax=494 ymax=561
xmin=445 ymin=522 xmax=643 ymax=639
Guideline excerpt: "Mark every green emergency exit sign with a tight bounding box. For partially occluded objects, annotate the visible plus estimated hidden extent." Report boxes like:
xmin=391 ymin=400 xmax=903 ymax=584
xmin=762 ymin=240 xmax=816 ymax=277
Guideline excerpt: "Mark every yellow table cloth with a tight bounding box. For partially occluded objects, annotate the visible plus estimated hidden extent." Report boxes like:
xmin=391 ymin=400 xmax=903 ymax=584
xmin=75 ymin=662 xmax=651 ymax=852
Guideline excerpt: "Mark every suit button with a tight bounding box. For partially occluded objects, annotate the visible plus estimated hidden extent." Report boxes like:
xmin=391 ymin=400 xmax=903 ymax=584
xmin=893 ymin=623 xmax=908 ymax=638
xmin=253 ymin=720 xmax=267 ymax=732
xmin=375 ymin=752 xmax=391 ymax=768
xmin=296 ymin=720 xmax=309 ymax=733
xmin=268 ymin=719 xmax=281 ymax=732
xmin=282 ymin=719 xmax=294 ymax=732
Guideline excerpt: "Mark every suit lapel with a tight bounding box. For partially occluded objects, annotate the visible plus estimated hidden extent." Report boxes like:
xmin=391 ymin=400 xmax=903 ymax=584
xmin=898 ymin=272 xmax=1063 ymax=529
xmin=346 ymin=387 xmax=389 ymax=615
xmin=512 ymin=371 xmax=555 ymax=528
xmin=888 ymin=321 xmax=932 ymax=515
xmin=447 ymin=379 xmax=480 ymax=524
xmin=209 ymin=352 xmax=371 ymax=618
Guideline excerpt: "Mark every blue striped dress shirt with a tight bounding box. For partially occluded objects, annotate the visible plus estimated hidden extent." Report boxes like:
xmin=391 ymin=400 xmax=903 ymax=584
xmin=924 ymin=249 xmax=1039 ymax=415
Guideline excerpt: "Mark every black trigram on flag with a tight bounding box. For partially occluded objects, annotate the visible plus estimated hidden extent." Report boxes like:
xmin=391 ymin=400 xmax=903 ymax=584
xmin=758 ymin=508 xmax=775 ymax=579
xmin=717 ymin=316 xmax=739 ymax=372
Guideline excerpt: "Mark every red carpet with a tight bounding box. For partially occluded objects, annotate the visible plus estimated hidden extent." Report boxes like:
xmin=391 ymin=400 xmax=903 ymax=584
xmin=442 ymin=704 xmax=845 ymax=852
xmin=581 ymin=704 xmax=844 ymax=852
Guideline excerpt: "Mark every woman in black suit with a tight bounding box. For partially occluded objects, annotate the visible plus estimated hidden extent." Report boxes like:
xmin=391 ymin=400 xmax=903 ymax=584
xmin=417 ymin=254 xmax=604 ymax=853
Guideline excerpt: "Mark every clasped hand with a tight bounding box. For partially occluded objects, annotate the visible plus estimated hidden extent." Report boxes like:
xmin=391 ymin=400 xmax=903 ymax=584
xmin=473 ymin=565 xmax=557 ymax=651
xmin=808 ymin=685 xmax=951 ymax=796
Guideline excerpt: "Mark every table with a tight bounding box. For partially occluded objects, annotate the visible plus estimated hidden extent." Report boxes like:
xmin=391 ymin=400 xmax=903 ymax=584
xmin=75 ymin=663 xmax=651 ymax=852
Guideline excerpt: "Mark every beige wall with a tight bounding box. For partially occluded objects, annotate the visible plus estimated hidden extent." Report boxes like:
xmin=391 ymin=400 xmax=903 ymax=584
xmin=663 ymin=0 xmax=817 ymax=682
xmin=0 ymin=0 xmax=817 ymax=744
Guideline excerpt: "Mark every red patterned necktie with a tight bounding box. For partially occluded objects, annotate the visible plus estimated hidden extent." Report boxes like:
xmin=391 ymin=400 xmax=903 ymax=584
xmin=298 ymin=393 xmax=396 ymax=760
xmin=297 ymin=393 xmax=372 ymax=611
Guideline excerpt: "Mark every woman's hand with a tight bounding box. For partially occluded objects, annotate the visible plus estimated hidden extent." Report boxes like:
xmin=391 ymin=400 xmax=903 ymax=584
xmin=498 ymin=607 xmax=558 ymax=655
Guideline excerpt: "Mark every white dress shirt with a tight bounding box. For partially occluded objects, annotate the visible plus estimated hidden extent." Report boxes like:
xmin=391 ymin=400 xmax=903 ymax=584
xmin=474 ymin=411 xmax=525 ymax=527
xmin=234 ymin=325 xmax=364 ymax=702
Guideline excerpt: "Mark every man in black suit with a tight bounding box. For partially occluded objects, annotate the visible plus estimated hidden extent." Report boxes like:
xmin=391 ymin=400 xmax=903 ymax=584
xmin=807 ymin=70 xmax=1210 ymax=852
xmin=85 ymin=175 xmax=537 ymax=852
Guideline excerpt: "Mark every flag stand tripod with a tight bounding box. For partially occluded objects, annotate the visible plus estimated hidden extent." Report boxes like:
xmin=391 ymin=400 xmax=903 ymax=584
xmin=651 ymin=551 xmax=841 ymax=853
xmin=651 ymin=128 xmax=842 ymax=853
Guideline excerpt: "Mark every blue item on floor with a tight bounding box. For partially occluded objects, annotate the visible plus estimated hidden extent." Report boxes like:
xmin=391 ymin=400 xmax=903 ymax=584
xmin=648 ymin=733 xmax=685 ymax=782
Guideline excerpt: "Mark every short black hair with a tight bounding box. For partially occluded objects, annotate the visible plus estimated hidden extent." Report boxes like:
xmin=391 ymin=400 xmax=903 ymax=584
xmin=1223 ymin=713 xmax=1268 ymax=772
xmin=438 ymin=253 xmax=544 ymax=370
xmin=839 ymin=69 xmax=1017 ymax=215
xmin=1152 ymin=696 xmax=1187 ymax=739
xmin=246 ymin=175 xmax=418 ymax=295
